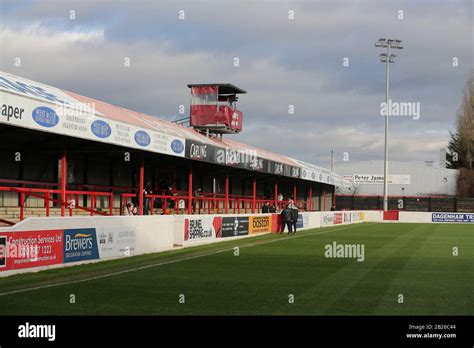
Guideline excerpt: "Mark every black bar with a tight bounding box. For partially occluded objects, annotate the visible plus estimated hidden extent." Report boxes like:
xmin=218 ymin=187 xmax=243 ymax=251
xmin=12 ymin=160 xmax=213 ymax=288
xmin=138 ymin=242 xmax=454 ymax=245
xmin=0 ymin=316 xmax=472 ymax=346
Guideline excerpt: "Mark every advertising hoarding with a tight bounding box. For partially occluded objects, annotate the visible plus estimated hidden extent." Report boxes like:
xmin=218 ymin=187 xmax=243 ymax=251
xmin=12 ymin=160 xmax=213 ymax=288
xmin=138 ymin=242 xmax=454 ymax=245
xmin=222 ymin=216 xmax=249 ymax=237
xmin=248 ymin=216 xmax=271 ymax=234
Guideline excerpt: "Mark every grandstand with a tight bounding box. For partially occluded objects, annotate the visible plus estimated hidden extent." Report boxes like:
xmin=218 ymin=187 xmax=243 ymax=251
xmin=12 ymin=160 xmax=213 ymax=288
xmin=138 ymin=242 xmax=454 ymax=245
xmin=0 ymin=71 xmax=347 ymax=226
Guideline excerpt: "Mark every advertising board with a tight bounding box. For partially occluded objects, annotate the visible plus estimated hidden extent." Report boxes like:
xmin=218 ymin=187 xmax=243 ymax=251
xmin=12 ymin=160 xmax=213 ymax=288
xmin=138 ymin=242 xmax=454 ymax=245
xmin=248 ymin=215 xmax=271 ymax=234
xmin=222 ymin=216 xmax=249 ymax=237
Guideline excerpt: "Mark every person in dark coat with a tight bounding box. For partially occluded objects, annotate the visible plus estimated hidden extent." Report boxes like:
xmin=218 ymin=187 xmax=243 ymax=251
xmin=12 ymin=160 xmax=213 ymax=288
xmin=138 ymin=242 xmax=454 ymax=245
xmin=291 ymin=206 xmax=299 ymax=234
xmin=280 ymin=205 xmax=293 ymax=234
xmin=262 ymin=202 xmax=270 ymax=213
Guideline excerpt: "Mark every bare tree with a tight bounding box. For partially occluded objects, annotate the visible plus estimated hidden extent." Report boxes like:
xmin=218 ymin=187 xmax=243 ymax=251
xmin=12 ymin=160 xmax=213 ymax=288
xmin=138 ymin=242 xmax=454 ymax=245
xmin=452 ymin=72 xmax=474 ymax=197
xmin=456 ymin=71 xmax=474 ymax=169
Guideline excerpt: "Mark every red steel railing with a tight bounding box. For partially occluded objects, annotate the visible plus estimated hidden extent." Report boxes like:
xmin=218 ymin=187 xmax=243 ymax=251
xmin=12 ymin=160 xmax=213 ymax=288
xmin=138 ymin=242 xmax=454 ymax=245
xmin=0 ymin=186 xmax=113 ymax=221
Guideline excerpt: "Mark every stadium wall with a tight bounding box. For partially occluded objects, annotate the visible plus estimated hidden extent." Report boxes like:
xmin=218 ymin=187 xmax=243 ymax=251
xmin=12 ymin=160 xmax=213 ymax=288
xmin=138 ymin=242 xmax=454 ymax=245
xmin=0 ymin=210 xmax=371 ymax=277
xmin=398 ymin=211 xmax=474 ymax=223
xmin=0 ymin=215 xmax=175 ymax=277
xmin=3 ymin=209 xmax=471 ymax=277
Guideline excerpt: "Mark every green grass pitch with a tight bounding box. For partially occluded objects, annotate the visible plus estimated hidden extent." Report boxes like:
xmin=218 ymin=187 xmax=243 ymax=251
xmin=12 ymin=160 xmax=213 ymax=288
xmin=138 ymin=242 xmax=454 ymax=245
xmin=0 ymin=222 xmax=472 ymax=315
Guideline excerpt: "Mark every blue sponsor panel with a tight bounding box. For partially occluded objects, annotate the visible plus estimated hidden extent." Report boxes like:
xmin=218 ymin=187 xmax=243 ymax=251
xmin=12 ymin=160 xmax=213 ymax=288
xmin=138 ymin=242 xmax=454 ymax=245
xmin=134 ymin=130 xmax=151 ymax=147
xmin=32 ymin=106 xmax=59 ymax=128
xmin=171 ymin=139 xmax=184 ymax=154
xmin=63 ymin=228 xmax=99 ymax=263
xmin=296 ymin=213 xmax=304 ymax=228
xmin=432 ymin=213 xmax=474 ymax=223
xmin=91 ymin=120 xmax=111 ymax=138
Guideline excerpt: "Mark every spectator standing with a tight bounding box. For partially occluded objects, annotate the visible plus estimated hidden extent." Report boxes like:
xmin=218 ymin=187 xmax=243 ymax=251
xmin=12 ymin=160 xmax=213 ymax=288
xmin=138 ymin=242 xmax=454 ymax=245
xmin=262 ymin=201 xmax=270 ymax=213
xmin=122 ymin=202 xmax=135 ymax=216
xmin=280 ymin=204 xmax=293 ymax=234
xmin=291 ymin=205 xmax=299 ymax=234
xmin=277 ymin=193 xmax=283 ymax=209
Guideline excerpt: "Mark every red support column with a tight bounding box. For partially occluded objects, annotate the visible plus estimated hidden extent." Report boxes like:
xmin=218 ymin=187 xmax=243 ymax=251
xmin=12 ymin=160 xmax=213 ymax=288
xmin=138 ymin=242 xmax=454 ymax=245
xmin=188 ymin=167 xmax=193 ymax=214
xmin=274 ymin=181 xmax=278 ymax=209
xmin=109 ymin=194 xmax=113 ymax=215
xmin=252 ymin=177 xmax=256 ymax=213
xmin=225 ymin=174 xmax=229 ymax=214
xmin=139 ymin=160 xmax=144 ymax=215
xmin=309 ymin=185 xmax=313 ymax=211
xmin=60 ymin=152 xmax=67 ymax=217
xmin=20 ymin=192 xmax=24 ymax=220
xmin=91 ymin=195 xmax=95 ymax=216
xmin=45 ymin=191 xmax=50 ymax=217
xmin=293 ymin=183 xmax=297 ymax=206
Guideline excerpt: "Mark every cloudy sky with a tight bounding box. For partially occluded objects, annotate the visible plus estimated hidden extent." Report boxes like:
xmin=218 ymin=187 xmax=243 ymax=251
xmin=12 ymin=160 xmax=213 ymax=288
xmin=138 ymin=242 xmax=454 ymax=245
xmin=0 ymin=0 xmax=472 ymax=168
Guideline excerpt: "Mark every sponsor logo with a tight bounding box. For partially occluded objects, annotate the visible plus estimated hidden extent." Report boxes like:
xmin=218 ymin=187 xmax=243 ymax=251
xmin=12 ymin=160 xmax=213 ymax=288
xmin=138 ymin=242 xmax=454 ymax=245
xmin=189 ymin=143 xmax=208 ymax=160
xmin=344 ymin=212 xmax=351 ymax=223
xmin=324 ymin=242 xmax=365 ymax=262
xmin=1 ymin=104 xmax=24 ymax=122
xmin=432 ymin=213 xmax=474 ymax=223
xmin=295 ymin=214 xmax=305 ymax=229
xmin=334 ymin=213 xmax=343 ymax=224
xmin=63 ymin=228 xmax=99 ymax=263
xmin=91 ymin=120 xmax=111 ymax=138
xmin=98 ymin=231 xmax=114 ymax=244
xmin=0 ymin=236 xmax=6 ymax=268
xmin=171 ymin=139 xmax=184 ymax=154
xmin=0 ymin=76 xmax=69 ymax=105
xmin=184 ymin=219 xmax=214 ymax=240
xmin=311 ymin=172 xmax=316 ymax=180
xmin=222 ymin=217 xmax=249 ymax=237
xmin=18 ymin=322 xmax=55 ymax=342
xmin=0 ymin=230 xmax=63 ymax=271
xmin=249 ymin=216 xmax=271 ymax=234
xmin=351 ymin=212 xmax=359 ymax=222
xmin=353 ymin=174 xmax=411 ymax=185
xmin=32 ymin=106 xmax=59 ymax=128
xmin=322 ymin=214 xmax=334 ymax=225
xmin=291 ymin=167 xmax=300 ymax=178
xmin=213 ymin=217 xmax=222 ymax=238
xmin=134 ymin=130 xmax=151 ymax=147
xmin=274 ymin=163 xmax=284 ymax=175
xmin=249 ymin=157 xmax=264 ymax=170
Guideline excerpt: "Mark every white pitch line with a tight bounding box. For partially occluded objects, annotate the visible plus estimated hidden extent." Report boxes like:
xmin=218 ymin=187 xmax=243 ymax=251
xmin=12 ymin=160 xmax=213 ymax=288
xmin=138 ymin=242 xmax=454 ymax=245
xmin=0 ymin=224 xmax=363 ymax=297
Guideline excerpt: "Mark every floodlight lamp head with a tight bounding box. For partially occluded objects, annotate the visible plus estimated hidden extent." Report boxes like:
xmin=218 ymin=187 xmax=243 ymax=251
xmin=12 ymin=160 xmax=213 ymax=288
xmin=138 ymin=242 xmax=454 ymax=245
xmin=390 ymin=39 xmax=403 ymax=49
xmin=375 ymin=38 xmax=388 ymax=47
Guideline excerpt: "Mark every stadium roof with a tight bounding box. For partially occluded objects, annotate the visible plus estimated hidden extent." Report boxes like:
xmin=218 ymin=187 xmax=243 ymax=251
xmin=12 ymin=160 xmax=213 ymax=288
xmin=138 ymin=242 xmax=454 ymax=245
xmin=187 ymin=83 xmax=247 ymax=94
xmin=0 ymin=71 xmax=347 ymax=186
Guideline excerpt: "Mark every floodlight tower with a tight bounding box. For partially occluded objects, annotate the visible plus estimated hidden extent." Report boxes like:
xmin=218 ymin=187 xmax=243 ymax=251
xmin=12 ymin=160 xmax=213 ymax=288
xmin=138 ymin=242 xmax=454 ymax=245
xmin=375 ymin=38 xmax=403 ymax=211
